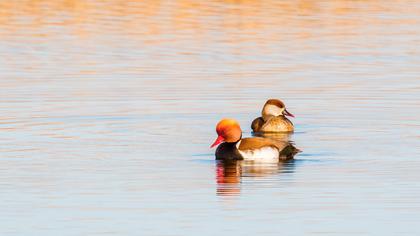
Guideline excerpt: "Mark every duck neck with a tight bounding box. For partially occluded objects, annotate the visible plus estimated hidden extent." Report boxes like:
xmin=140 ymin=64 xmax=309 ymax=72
xmin=226 ymin=134 xmax=242 ymax=148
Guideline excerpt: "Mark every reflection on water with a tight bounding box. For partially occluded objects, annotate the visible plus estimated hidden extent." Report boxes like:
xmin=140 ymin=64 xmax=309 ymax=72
xmin=216 ymin=160 xmax=241 ymax=196
xmin=1 ymin=0 xmax=420 ymax=235
xmin=216 ymin=160 xmax=296 ymax=197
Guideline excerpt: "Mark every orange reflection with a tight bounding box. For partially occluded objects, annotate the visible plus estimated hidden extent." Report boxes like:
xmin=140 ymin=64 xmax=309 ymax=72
xmin=216 ymin=160 xmax=241 ymax=196
xmin=2 ymin=0 xmax=417 ymax=41
xmin=216 ymin=156 xmax=297 ymax=196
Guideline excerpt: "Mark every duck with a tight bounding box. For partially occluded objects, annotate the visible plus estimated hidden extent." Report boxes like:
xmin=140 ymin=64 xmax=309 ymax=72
xmin=251 ymin=99 xmax=295 ymax=133
xmin=210 ymin=118 xmax=299 ymax=161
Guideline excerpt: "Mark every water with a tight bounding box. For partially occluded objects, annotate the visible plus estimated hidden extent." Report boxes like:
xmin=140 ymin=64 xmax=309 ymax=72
xmin=1 ymin=1 xmax=420 ymax=235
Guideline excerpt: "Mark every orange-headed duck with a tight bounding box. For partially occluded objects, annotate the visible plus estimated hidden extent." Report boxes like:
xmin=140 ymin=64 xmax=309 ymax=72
xmin=251 ymin=99 xmax=295 ymax=133
xmin=211 ymin=119 xmax=299 ymax=161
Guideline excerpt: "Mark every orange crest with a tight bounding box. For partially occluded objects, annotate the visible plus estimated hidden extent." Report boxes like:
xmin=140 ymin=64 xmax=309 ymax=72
xmin=216 ymin=118 xmax=240 ymax=135
xmin=211 ymin=119 xmax=242 ymax=147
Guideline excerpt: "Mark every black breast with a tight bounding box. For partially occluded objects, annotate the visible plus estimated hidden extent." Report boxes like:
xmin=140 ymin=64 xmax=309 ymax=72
xmin=215 ymin=142 xmax=243 ymax=161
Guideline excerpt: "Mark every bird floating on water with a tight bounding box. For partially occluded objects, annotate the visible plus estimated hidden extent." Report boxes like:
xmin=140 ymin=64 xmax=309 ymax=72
xmin=211 ymin=118 xmax=299 ymax=161
xmin=251 ymin=99 xmax=295 ymax=133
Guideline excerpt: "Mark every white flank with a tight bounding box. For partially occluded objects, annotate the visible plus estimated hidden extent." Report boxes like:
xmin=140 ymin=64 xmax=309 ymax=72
xmin=236 ymin=141 xmax=279 ymax=162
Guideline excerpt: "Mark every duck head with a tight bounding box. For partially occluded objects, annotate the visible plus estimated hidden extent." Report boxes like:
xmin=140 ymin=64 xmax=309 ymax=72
xmin=210 ymin=118 xmax=242 ymax=148
xmin=262 ymin=99 xmax=294 ymax=118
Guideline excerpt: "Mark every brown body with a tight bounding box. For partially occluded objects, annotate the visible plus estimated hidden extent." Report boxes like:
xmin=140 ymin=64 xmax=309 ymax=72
xmin=251 ymin=99 xmax=295 ymax=133
xmin=251 ymin=116 xmax=294 ymax=133
xmin=215 ymin=137 xmax=299 ymax=161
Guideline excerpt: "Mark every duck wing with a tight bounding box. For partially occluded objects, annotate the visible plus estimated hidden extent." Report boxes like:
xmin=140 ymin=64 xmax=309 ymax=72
xmin=261 ymin=116 xmax=294 ymax=132
xmin=238 ymin=137 xmax=286 ymax=151
xmin=238 ymin=137 xmax=300 ymax=161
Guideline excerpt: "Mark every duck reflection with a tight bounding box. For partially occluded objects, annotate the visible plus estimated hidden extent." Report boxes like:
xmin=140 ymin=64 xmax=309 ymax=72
xmin=216 ymin=145 xmax=298 ymax=196
xmin=216 ymin=160 xmax=242 ymax=196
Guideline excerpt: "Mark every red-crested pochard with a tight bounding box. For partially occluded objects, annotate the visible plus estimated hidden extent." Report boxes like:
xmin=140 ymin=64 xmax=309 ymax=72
xmin=251 ymin=99 xmax=295 ymax=133
xmin=211 ymin=119 xmax=299 ymax=161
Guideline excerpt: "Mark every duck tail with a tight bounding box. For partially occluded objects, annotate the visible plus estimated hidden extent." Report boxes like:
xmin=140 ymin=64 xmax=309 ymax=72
xmin=279 ymin=144 xmax=301 ymax=160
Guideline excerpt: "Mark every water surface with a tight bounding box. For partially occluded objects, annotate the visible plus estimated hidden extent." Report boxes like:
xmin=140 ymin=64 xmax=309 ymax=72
xmin=1 ymin=1 xmax=420 ymax=235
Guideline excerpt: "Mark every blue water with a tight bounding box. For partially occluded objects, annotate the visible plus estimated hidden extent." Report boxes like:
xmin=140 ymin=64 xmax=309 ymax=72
xmin=0 ymin=1 xmax=420 ymax=235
